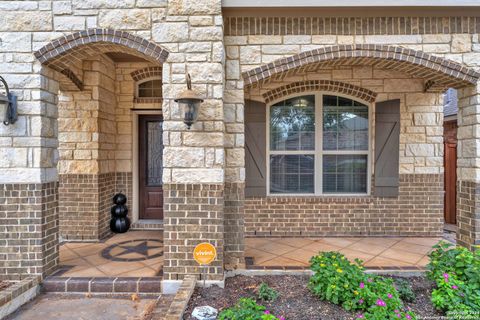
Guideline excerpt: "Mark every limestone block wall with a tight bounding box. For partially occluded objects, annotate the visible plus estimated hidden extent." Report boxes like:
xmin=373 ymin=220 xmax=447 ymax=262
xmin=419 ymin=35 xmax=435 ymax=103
xmin=58 ymin=55 xmax=117 ymax=176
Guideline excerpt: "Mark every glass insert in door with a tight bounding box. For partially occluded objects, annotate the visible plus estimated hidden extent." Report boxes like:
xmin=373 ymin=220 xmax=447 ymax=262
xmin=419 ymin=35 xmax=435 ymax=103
xmin=147 ymin=121 xmax=163 ymax=186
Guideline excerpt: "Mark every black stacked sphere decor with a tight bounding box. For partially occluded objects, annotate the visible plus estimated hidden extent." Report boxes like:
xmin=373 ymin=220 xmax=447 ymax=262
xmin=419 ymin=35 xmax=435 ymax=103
xmin=110 ymin=193 xmax=130 ymax=233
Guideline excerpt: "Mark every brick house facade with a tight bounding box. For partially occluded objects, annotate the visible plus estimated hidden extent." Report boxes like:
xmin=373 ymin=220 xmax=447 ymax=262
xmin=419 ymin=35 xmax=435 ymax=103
xmin=0 ymin=0 xmax=480 ymax=292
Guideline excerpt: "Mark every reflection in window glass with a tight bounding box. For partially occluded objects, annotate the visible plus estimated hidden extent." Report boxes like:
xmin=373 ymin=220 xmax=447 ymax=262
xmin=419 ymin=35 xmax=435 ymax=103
xmin=323 ymin=155 xmax=367 ymax=193
xmin=267 ymin=94 xmax=369 ymax=195
xmin=138 ymin=79 xmax=162 ymax=98
xmin=323 ymin=95 xmax=368 ymax=151
xmin=270 ymin=155 xmax=314 ymax=194
xmin=270 ymin=96 xmax=315 ymax=151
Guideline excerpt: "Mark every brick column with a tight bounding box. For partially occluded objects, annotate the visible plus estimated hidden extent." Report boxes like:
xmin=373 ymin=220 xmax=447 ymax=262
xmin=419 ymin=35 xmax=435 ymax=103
xmin=224 ymin=47 xmax=245 ymax=269
xmin=457 ymin=84 xmax=480 ymax=249
xmin=0 ymin=68 xmax=60 ymax=279
xmin=159 ymin=0 xmax=226 ymax=292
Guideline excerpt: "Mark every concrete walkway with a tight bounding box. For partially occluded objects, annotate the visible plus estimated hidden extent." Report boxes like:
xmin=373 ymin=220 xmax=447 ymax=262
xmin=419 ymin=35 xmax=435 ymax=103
xmin=6 ymin=294 xmax=156 ymax=320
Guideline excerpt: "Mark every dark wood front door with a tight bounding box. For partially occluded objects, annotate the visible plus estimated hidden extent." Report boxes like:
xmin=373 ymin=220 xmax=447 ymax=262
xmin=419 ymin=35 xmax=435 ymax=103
xmin=444 ymin=120 xmax=457 ymax=225
xmin=139 ymin=115 xmax=164 ymax=220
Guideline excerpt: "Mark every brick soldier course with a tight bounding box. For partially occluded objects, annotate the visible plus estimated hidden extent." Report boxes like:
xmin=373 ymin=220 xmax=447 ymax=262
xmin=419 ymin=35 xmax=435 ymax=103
xmin=0 ymin=1 xmax=480 ymax=294
xmin=262 ymin=80 xmax=378 ymax=104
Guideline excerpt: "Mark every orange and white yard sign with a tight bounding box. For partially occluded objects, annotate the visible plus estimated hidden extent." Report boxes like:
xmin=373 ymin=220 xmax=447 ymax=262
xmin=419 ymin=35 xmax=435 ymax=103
xmin=193 ymin=242 xmax=216 ymax=265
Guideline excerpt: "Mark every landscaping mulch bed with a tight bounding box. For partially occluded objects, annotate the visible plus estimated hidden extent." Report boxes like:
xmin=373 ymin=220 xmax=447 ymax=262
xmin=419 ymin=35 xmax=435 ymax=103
xmin=184 ymin=275 xmax=443 ymax=320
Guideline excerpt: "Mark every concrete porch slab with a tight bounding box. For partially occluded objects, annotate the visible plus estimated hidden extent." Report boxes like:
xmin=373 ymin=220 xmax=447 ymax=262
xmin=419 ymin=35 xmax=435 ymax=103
xmin=56 ymin=231 xmax=163 ymax=278
xmin=245 ymin=237 xmax=443 ymax=270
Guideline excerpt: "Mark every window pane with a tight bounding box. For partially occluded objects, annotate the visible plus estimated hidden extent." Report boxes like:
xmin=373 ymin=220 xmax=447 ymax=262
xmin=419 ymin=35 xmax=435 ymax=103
xmin=151 ymin=80 xmax=162 ymax=88
xmin=138 ymin=89 xmax=150 ymax=97
xmin=139 ymin=82 xmax=148 ymax=89
xmin=138 ymin=79 xmax=162 ymax=98
xmin=270 ymin=155 xmax=314 ymax=194
xmin=270 ymin=95 xmax=315 ymax=151
xmin=322 ymin=96 xmax=368 ymax=151
xmin=322 ymin=155 xmax=367 ymax=193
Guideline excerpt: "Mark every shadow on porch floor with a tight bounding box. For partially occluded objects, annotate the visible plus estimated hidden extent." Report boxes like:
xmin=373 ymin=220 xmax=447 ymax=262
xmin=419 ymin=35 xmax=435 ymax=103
xmin=54 ymin=231 xmax=163 ymax=277
xmin=245 ymin=237 xmax=443 ymax=270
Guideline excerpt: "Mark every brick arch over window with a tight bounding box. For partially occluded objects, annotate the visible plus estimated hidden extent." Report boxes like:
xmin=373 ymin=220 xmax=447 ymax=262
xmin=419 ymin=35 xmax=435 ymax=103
xmin=263 ymin=80 xmax=377 ymax=104
xmin=130 ymin=66 xmax=163 ymax=82
xmin=34 ymin=28 xmax=169 ymax=91
xmin=242 ymin=45 xmax=480 ymax=92
xmin=131 ymin=67 xmax=163 ymax=103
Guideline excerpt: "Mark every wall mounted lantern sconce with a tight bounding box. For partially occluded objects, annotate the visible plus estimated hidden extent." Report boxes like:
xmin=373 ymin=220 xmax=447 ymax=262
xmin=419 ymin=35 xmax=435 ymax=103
xmin=0 ymin=76 xmax=17 ymax=125
xmin=174 ymin=74 xmax=203 ymax=129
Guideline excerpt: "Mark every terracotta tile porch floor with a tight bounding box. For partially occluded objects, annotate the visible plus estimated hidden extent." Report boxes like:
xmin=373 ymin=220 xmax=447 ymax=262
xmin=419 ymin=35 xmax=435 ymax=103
xmin=55 ymin=231 xmax=164 ymax=277
xmin=245 ymin=237 xmax=443 ymax=270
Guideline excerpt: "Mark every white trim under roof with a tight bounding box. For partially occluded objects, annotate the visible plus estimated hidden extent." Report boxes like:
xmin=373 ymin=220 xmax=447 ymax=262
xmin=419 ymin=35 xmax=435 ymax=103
xmin=222 ymin=0 xmax=480 ymax=7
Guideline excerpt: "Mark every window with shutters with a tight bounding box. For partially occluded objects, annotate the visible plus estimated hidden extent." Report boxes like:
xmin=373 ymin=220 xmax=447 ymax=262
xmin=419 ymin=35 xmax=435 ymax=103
xmin=267 ymin=93 xmax=371 ymax=195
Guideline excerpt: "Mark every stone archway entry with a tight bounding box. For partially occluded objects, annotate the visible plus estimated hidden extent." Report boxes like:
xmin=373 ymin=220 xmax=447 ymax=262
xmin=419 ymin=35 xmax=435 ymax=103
xmin=11 ymin=28 xmax=171 ymax=280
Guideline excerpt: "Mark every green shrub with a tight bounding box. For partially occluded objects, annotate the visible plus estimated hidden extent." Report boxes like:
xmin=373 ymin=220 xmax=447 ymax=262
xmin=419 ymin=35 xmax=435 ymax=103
xmin=218 ymin=298 xmax=284 ymax=320
xmin=427 ymin=242 xmax=480 ymax=314
xmin=394 ymin=278 xmax=416 ymax=303
xmin=309 ymin=252 xmax=416 ymax=320
xmin=257 ymin=283 xmax=279 ymax=302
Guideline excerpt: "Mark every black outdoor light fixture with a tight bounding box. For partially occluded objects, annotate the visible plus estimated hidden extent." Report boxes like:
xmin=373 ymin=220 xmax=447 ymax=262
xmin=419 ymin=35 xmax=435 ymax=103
xmin=0 ymin=76 xmax=17 ymax=125
xmin=174 ymin=74 xmax=203 ymax=129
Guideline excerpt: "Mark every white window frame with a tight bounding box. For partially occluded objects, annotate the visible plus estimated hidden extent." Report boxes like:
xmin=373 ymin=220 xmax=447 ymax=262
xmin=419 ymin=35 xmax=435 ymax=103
xmin=266 ymin=92 xmax=372 ymax=197
xmin=135 ymin=77 xmax=163 ymax=99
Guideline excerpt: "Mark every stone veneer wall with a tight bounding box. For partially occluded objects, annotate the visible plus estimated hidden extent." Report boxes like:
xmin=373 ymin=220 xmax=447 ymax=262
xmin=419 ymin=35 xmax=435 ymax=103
xmin=0 ymin=182 xmax=58 ymax=280
xmin=245 ymin=174 xmax=443 ymax=237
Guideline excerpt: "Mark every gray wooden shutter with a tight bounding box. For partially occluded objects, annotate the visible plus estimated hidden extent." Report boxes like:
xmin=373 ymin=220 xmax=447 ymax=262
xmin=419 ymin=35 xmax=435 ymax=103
xmin=245 ymin=100 xmax=267 ymax=197
xmin=374 ymin=99 xmax=400 ymax=197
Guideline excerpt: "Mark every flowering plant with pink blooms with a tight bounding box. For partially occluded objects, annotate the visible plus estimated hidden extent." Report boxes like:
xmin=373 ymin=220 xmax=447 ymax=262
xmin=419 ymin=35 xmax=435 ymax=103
xmin=427 ymin=242 xmax=480 ymax=314
xmin=309 ymin=252 xmax=417 ymax=320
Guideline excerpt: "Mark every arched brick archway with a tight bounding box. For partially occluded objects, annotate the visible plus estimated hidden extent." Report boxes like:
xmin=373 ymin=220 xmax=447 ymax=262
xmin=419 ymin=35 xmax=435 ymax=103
xmin=34 ymin=29 xmax=169 ymax=91
xmin=242 ymin=44 xmax=480 ymax=91
xmin=262 ymin=80 xmax=377 ymax=104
